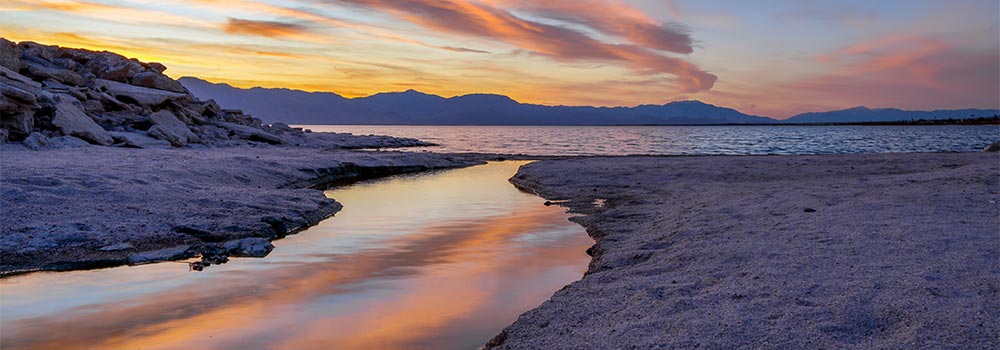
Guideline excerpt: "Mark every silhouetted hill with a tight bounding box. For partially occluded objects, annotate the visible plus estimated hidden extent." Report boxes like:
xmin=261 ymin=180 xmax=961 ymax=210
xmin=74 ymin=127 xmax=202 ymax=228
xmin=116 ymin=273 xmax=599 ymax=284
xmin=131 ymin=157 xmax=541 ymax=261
xmin=785 ymin=106 xmax=1000 ymax=123
xmin=179 ymin=77 xmax=776 ymax=125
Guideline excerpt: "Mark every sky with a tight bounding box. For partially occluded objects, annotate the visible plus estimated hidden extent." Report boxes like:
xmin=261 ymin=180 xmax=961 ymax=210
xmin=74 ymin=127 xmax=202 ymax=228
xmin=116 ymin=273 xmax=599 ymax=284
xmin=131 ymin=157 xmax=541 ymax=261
xmin=1 ymin=0 xmax=998 ymax=118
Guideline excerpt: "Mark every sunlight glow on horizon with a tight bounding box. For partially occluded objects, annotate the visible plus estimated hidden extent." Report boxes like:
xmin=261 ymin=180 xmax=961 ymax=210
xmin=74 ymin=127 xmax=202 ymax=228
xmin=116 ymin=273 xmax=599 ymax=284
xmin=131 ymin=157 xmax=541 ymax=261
xmin=1 ymin=0 xmax=997 ymax=118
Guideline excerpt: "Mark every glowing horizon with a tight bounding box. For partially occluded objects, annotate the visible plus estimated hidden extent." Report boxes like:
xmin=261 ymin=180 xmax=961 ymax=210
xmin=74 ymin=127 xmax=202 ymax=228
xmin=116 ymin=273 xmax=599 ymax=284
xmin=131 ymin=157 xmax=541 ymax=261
xmin=2 ymin=0 xmax=997 ymax=118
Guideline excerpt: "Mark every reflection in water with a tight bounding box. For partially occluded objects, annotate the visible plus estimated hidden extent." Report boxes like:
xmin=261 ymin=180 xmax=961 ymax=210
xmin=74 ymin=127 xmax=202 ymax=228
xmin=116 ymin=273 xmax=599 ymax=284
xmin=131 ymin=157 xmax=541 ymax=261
xmin=0 ymin=161 xmax=591 ymax=350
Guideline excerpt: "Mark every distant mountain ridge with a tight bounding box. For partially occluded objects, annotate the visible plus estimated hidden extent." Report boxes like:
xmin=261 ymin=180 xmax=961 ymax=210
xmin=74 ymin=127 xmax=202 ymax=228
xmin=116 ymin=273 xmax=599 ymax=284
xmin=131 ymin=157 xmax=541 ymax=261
xmin=179 ymin=77 xmax=774 ymax=125
xmin=179 ymin=77 xmax=998 ymax=125
xmin=784 ymin=106 xmax=1000 ymax=123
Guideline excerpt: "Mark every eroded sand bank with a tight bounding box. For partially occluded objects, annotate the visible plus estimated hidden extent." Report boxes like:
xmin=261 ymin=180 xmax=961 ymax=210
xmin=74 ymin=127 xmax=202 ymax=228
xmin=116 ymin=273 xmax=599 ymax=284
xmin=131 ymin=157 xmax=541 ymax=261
xmin=489 ymin=152 xmax=999 ymax=349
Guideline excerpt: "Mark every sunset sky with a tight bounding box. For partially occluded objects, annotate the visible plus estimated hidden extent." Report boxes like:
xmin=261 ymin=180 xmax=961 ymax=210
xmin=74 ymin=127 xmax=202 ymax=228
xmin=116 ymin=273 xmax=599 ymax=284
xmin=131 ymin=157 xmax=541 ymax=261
xmin=1 ymin=0 xmax=997 ymax=118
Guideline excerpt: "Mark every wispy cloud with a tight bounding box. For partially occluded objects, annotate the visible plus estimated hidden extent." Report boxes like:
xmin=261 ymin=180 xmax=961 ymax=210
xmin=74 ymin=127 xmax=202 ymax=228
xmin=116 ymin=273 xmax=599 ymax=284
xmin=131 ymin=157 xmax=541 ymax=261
xmin=326 ymin=0 xmax=716 ymax=92
xmin=223 ymin=17 xmax=310 ymax=38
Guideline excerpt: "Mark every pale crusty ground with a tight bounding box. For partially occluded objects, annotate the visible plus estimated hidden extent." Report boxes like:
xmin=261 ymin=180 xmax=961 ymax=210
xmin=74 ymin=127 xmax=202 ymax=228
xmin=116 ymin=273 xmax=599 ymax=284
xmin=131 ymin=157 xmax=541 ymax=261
xmin=0 ymin=145 xmax=484 ymax=275
xmin=490 ymin=152 xmax=999 ymax=349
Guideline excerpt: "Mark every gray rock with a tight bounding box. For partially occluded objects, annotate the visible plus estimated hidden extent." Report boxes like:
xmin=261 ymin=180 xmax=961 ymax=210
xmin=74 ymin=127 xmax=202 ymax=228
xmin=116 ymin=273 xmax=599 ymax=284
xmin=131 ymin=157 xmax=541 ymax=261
xmin=98 ymin=242 xmax=134 ymax=251
xmin=222 ymin=237 xmax=274 ymax=257
xmin=51 ymin=95 xmax=113 ymax=145
xmin=147 ymin=62 xmax=167 ymax=74
xmin=0 ymin=128 xmax=7 ymax=143
xmin=109 ymin=131 xmax=172 ymax=149
xmin=47 ymin=135 xmax=91 ymax=149
xmin=21 ymin=59 xmax=85 ymax=85
xmin=130 ymin=71 xmax=186 ymax=93
xmin=127 ymin=245 xmax=191 ymax=265
xmin=96 ymin=79 xmax=187 ymax=106
xmin=984 ymin=141 xmax=1000 ymax=152
xmin=147 ymin=110 xmax=197 ymax=146
xmin=271 ymin=122 xmax=293 ymax=131
xmin=84 ymin=53 xmax=143 ymax=82
xmin=0 ymin=109 xmax=34 ymax=139
xmin=18 ymin=41 xmax=56 ymax=63
xmin=22 ymin=132 xmax=48 ymax=150
xmin=0 ymin=38 xmax=20 ymax=71
xmin=217 ymin=122 xmax=285 ymax=145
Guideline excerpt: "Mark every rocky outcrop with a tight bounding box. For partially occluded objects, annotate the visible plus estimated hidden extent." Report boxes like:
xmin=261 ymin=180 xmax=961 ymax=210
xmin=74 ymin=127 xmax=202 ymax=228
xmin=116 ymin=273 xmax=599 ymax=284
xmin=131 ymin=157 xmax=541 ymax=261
xmin=0 ymin=38 xmax=300 ymax=149
xmin=984 ymin=141 xmax=1000 ymax=152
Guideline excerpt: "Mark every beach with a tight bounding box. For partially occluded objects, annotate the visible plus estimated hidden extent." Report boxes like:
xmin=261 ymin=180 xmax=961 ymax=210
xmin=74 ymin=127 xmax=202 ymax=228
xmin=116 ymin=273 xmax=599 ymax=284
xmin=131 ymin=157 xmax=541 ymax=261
xmin=489 ymin=152 xmax=999 ymax=349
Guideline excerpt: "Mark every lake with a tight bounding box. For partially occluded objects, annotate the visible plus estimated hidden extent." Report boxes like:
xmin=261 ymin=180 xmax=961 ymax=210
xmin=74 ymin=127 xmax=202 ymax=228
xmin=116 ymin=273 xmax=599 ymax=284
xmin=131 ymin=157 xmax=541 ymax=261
xmin=0 ymin=162 xmax=591 ymax=350
xmin=303 ymin=125 xmax=1000 ymax=156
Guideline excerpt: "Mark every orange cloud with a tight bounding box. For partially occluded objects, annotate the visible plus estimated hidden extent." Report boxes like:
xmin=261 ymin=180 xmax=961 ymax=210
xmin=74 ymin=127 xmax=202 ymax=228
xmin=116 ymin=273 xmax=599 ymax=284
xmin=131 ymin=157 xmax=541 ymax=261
xmin=223 ymin=17 xmax=310 ymax=38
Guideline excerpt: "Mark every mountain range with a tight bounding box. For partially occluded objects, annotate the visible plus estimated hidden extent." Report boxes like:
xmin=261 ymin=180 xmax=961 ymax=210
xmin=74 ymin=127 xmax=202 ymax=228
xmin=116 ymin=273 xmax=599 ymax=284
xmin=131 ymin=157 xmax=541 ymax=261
xmin=179 ymin=77 xmax=998 ymax=125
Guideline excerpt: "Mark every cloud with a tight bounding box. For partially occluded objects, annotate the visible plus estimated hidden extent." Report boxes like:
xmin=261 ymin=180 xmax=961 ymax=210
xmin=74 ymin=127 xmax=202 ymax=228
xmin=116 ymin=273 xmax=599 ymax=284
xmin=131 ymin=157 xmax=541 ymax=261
xmin=223 ymin=17 xmax=310 ymax=38
xmin=327 ymin=0 xmax=716 ymax=92
xmin=494 ymin=0 xmax=694 ymax=54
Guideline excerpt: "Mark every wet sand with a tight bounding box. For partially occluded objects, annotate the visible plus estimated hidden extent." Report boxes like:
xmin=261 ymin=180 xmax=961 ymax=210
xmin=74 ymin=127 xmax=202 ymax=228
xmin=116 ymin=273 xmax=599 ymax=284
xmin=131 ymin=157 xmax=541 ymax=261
xmin=490 ymin=152 xmax=999 ymax=349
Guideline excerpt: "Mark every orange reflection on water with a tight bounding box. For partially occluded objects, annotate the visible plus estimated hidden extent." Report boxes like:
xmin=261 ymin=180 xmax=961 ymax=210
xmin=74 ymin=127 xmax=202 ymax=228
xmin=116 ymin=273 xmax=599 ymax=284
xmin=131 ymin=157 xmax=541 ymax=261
xmin=0 ymin=161 xmax=591 ymax=350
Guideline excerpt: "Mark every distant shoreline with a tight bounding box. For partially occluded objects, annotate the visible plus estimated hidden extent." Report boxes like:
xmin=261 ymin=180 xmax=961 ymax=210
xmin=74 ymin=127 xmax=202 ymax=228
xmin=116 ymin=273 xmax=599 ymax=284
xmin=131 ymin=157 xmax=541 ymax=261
xmin=294 ymin=116 xmax=1000 ymax=127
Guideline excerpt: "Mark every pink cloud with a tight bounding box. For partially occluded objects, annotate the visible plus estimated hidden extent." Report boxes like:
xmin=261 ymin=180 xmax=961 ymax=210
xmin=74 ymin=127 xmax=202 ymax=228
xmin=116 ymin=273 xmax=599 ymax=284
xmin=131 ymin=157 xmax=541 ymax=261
xmin=327 ymin=0 xmax=716 ymax=92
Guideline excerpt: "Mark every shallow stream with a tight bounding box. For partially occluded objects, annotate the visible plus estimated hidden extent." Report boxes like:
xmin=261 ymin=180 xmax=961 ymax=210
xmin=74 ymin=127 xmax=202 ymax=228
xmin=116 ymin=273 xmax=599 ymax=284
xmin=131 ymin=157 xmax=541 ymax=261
xmin=0 ymin=161 xmax=591 ymax=350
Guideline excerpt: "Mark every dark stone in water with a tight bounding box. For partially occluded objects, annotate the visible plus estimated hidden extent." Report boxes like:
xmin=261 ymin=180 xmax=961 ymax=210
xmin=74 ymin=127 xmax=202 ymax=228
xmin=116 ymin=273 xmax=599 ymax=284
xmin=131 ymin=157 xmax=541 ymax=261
xmin=804 ymin=208 xmax=817 ymax=213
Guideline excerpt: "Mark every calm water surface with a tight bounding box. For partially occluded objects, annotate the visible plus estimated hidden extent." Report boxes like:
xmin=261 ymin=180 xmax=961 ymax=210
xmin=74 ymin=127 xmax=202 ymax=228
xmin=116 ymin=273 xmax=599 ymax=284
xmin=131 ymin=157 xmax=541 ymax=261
xmin=305 ymin=125 xmax=1000 ymax=155
xmin=0 ymin=162 xmax=591 ymax=350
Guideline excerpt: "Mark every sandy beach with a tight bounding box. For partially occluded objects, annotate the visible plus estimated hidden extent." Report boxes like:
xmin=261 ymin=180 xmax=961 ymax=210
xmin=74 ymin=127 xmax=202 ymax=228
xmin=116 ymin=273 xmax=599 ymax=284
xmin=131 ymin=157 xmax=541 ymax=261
xmin=489 ymin=152 xmax=999 ymax=349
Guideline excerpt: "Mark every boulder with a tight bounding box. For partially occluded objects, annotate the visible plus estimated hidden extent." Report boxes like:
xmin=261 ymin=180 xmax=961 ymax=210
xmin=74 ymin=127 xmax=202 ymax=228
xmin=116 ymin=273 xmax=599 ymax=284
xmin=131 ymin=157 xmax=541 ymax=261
xmin=51 ymin=95 xmax=114 ymax=145
xmin=217 ymin=122 xmax=285 ymax=145
xmin=21 ymin=132 xmax=48 ymax=150
xmin=984 ymin=141 xmax=1000 ymax=152
xmin=96 ymin=79 xmax=186 ymax=106
xmin=84 ymin=52 xmax=143 ymax=82
xmin=18 ymin=42 xmax=56 ymax=63
xmin=147 ymin=110 xmax=197 ymax=146
xmin=1 ymin=110 xmax=34 ymax=139
xmin=21 ymin=58 xmax=85 ymax=85
xmin=222 ymin=238 xmax=274 ymax=257
xmin=130 ymin=71 xmax=186 ymax=93
xmin=47 ymin=135 xmax=91 ymax=149
xmin=109 ymin=131 xmax=172 ymax=149
xmin=0 ymin=38 xmax=20 ymax=71
xmin=147 ymin=62 xmax=167 ymax=74
xmin=271 ymin=122 xmax=294 ymax=132
xmin=0 ymin=128 xmax=7 ymax=143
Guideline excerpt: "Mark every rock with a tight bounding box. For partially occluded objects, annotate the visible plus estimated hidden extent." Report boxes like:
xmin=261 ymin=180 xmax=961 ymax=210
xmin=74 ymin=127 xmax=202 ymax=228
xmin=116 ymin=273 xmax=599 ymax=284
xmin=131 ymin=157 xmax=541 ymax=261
xmin=0 ymin=128 xmax=7 ymax=143
xmin=0 ymin=38 xmax=20 ymax=71
xmin=18 ymin=42 xmax=56 ymax=63
xmin=84 ymin=52 xmax=143 ymax=82
xmin=109 ymin=131 xmax=172 ymax=149
xmin=130 ymin=71 xmax=186 ymax=93
xmin=96 ymin=79 xmax=187 ymax=106
xmin=0 ymin=108 xmax=34 ymax=139
xmin=21 ymin=58 xmax=85 ymax=85
xmin=127 ymin=245 xmax=191 ymax=265
xmin=217 ymin=122 xmax=285 ymax=145
xmin=21 ymin=132 xmax=48 ymax=150
xmin=271 ymin=122 xmax=293 ymax=132
xmin=804 ymin=208 xmax=817 ymax=213
xmin=984 ymin=141 xmax=1000 ymax=152
xmin=51 ymin=95 xmax=114 ymax=145
xmin=47 ymin=135 xmax=91 ymax=149
xmin=147 ymin=110 xmax=197 ymax=146
xmin=147 ymin=62 xmax=167 ymax=74
xmin=222 ymin=238 xmax=274 ymax=258
xmin=98 ymin=242 xmax=134 ymax=251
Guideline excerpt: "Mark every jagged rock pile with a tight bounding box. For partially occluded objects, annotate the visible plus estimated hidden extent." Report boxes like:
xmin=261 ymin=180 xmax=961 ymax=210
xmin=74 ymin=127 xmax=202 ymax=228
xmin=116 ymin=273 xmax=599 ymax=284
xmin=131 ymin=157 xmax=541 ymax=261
xmin=0 ymin=38 xmax=320 ymax=149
